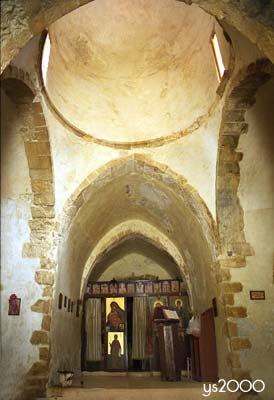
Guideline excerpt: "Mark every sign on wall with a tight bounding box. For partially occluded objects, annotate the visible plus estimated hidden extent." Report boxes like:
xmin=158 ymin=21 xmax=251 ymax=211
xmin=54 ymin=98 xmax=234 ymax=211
xmin=250 ymin=291 xmax=265 ymax=300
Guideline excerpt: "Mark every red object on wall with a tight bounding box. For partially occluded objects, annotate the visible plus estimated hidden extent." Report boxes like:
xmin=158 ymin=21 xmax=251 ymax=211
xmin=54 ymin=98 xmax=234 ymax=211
xmin=8 ymin=294 xmax=21 ymax=315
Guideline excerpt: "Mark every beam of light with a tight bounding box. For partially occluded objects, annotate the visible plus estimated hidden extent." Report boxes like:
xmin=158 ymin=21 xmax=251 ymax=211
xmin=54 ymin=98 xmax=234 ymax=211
xmin=42 ymin=34 xmax=51 ymax=87
xmin=211 ymin=33 xmax=225 ymax=82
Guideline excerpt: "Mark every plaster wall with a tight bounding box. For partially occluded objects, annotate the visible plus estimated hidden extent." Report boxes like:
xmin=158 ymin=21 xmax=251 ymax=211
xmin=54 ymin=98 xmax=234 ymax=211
xmin=46 ymin=1 xmax=220 ymax=144
xmin=235 ymin=78 xmax=274 ymax=399
xmin=44 ymin=98 xmax=220 ymax=219
xmin=0 ymin=92 xmax=42 ymax=400
xmin=97 ymin=251 xmax=176 ymax=282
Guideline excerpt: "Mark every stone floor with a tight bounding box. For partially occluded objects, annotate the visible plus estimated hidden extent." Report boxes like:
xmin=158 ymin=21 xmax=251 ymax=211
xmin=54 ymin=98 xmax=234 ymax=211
xmin=47 ymin=375 xmax=239 ymax=399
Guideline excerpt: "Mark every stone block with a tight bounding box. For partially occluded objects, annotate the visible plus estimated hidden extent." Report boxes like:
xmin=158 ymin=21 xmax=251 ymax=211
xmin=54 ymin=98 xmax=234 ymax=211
xmin=222 ymin=110 xmax=245 ymax=122
xmin=28 ymin=361 xmax=49 ymax=376
xmin=25 ymin=141 xmax=51 ymax=157
xmin=222 ymin=282 xmax=243 ymax=293
xmin=29 ymin=218 xmax=55 ymax=232
xmin=26 ymin=375 xmax=48 ymax=387
xmin=28 ymin=155 xmax=52 ymax=169
xmin=22 ymin=243 xmax=48 ymax=258
xmin=40 ymin=257 xmax=57 ymax=270
xmin=31 ymin=205 xmax=55 ymax=218
xmin=223 ymin=293 xmax=234 ymax=305
xmin=227 ymin=321 xmax=238 ymax=337
xmin=42 ymin=315 xmax=51 ymax=331
xmin=228 ymin=242 xmax=255 ymax=256
xmin=219 ymin=147 xmax=243 ymax=163
xmin=218 ymin=256 xmax=246 ymax=268
xmin=221 ymin=268 xmax=232 ymax=281
xmin=29 ymin=168 xmax=53 ymax=180
xmin=34 ymin=192 xmax=55 ymax=206
xmin=35 ymin=271 xmax=54 ymax=286
xmin=227 ymin=96 xmax=256 ymax=109
xmin=227 ymin=352 xmax=241 ymax=368
xmin=43 ymin=286 xmax=53 ymax=297
xmin=33 ymin=112 xmax=46 ymax=126
xmin=230 ymin=87 xmax=256 ymax=98
xmin=220 ymin=161 xmax=240 ymax=175
xmin=33 ymin=127 xmax=49 ymax=141
xmin=30 ymin=330 xmax=49 ymax=345
xmin=31 ymin=179 xmax=53 ymax=193
xmin=39 ymin=347 xmax=50 ymax=362
xmin=31 ymin=299 xmax=51 ymax=313
xmin=231 ymin=337 xmax=252 ymax=351
xmin=222 ymin=122 xmax=249 ymax=135
xmin=226 ymin=306 xmax=247 ymax=318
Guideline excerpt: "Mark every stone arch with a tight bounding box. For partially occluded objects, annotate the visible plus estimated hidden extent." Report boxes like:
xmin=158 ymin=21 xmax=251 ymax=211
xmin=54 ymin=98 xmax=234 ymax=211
xmin=1 ymin=66 xmax=56 ymax=399
xmin=217 ymin=58 xmax=274 ymax=255
xmin=56 ymin=154 xmax=219 ymax=310
xmin=80 ymin=219 xmax=192 ymax=305
xmin=59 ymin=154 xmax=218 ymax=254
xmin=216 ymin=58 xmax=274 ymax=381
xmin=1 ymin=0 xmax=274 ymax=74
xmin=50 ymin=153 xmax=228 ymax=383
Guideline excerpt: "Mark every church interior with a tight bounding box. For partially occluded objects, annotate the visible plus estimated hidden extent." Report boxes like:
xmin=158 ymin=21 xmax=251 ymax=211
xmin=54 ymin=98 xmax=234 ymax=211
xmin=1 ymin=1 xmax=274 ymax=399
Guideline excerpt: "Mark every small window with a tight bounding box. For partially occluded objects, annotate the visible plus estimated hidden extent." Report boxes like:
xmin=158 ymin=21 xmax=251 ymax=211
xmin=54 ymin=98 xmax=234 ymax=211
xmin=210 ymin=33 xmax=225 ymax=82
xmin=42 ymin=33 xmax=51 ymax=87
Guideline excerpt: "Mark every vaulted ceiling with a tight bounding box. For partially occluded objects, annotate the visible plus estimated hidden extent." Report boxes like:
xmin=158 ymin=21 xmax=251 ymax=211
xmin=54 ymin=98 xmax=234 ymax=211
xmin=45 ymin=0 xmax=227 ymax=144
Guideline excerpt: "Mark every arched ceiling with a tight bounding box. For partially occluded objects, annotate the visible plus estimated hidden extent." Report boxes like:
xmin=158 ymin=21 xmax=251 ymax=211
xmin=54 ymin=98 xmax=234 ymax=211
xmin=58 ymin=157 xmax=218 ymax=312
xmin=45 ymin=0 xmax=223 ymax=144
xmin=89 ymin=236 xmax=181 ymax=281
xmin=1 ymin=0 xmax=274 ymax=75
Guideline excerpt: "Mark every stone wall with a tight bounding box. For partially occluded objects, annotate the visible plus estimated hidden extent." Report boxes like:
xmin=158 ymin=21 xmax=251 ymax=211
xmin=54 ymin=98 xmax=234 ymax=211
xmin=236 ymin=78 xmax=274 ymax=400
xmin=215 ymin=59 xmax=274 ymax=400
xmin=0 ymin=68 xmax=56 ymax=399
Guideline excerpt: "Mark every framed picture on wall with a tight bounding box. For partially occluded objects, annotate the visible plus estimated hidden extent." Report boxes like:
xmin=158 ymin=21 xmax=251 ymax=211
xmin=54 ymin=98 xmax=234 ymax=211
xmin=148 ymin=296 xmax=168 ymax=313
xmin=86 ymin=283 xmax=92 ymax=294
xmin=162 ymin=280 xmax=170 ymax=293
xmin=136 ymin=281 xmax=144 ymax=294
xmin=110 ymin=282 xmax=118 ymax=294
xmin=171 ymin=280 xmax=179 ymax=293
xmin=8 ymin=294 xmax=21 ymax=316
xmin=144 ymin=282 xmax=153 ymax=294
xmin=118 ymin=282 xmax=127 ymax=295
xmin=101 ymin=283 xmax=109 ymax=294
xmin=92 ymin=283 xmax=100 ymax=295
xmin=153 ymin=281 xmax=161 ymax=295
xmin=127 ymin=283 xmax=135 ymax=295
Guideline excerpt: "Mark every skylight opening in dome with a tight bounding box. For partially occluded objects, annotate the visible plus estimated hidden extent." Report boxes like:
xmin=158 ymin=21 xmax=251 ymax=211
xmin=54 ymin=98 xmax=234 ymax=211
xmin=211 ymin=33 xmax=225 ymax=82
xmin=42 ymin=33 xmax=51 ymax=87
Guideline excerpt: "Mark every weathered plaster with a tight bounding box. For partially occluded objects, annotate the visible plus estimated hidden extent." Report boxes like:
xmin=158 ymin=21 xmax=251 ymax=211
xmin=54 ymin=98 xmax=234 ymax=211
xmin=80 ymin=220 xmax=188 ymax=298
xmin=235 ymin=78 xmax=274 ymax=400
xmin=1 ymin=0 xmax=274 ymax=74
xmin=0 ymin=91 xmax=43 ymax=400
